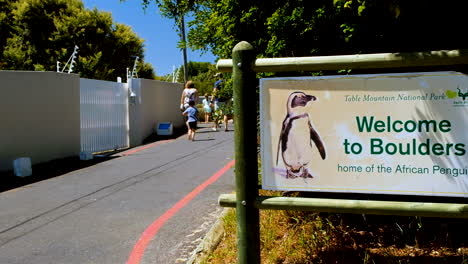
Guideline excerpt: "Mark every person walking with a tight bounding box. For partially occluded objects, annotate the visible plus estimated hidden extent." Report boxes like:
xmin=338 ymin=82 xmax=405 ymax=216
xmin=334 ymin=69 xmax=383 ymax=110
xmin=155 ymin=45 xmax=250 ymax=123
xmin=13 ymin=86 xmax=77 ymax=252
xmin=202 ymin=93 xmax=212 ymax=123
xmin=211 ymin=89 xmax=221 ymax=131
xmin=213 ymin=73 xmax=223 ymax=92
xmin=180 ymin=80 xmax=198 ymax=111
xmin=182 ymin=100 xmax=198 ymax=141
xmin=212 ymin=73 xmax=232 ymax=132
xmin=221 ymin=98 xmax=234 ymax=132
xmin=211 ymin=73 xmax=223 ymax=114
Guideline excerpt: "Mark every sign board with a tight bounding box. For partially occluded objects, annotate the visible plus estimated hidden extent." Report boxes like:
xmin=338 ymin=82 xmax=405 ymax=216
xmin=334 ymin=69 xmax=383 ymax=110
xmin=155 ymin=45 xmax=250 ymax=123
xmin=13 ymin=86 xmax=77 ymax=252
xmin=260 ymin=71 xmax=468 ymax=197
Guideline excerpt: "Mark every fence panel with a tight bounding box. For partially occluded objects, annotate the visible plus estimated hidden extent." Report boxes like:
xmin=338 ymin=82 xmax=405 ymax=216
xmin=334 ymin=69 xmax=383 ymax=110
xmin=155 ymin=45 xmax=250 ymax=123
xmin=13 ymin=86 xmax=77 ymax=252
xmin=80 ymin=78 xmax=129 ymax=153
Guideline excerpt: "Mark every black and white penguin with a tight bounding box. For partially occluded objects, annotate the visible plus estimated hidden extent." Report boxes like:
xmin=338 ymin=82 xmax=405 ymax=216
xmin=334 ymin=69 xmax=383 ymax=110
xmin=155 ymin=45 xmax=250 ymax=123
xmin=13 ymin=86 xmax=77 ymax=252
xmin=276 ymin=91 xmax=326 ymax=179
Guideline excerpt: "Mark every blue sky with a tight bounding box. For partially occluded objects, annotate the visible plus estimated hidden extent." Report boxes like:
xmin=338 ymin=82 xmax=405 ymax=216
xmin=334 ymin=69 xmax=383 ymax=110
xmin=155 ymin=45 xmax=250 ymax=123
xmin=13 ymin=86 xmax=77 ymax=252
xmin=82 ymin=0 xmax=217 ymax=76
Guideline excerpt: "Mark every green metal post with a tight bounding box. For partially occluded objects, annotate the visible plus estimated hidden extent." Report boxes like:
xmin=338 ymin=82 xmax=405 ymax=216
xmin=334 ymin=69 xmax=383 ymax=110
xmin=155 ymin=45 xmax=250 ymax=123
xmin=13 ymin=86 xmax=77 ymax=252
xmin=219 ymin=194 xmax=468 ymax=219
xmin=217 ymin=49 xmax=468 ymax=72
xmin=232 ymin=41 xmax=260 ymax=264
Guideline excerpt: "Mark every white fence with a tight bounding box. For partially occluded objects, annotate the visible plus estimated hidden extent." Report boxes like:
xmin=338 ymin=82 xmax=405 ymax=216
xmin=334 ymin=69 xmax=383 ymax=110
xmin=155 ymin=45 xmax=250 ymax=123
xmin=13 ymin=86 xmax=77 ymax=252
xmin=80 ymin=78 xmax=129 ymax=154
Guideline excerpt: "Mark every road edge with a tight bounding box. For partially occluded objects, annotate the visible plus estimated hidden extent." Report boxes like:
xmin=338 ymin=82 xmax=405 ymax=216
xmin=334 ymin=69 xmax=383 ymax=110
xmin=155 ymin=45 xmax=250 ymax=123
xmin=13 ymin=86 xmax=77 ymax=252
xmin=187 ymin=208 xmax=230 ymax=264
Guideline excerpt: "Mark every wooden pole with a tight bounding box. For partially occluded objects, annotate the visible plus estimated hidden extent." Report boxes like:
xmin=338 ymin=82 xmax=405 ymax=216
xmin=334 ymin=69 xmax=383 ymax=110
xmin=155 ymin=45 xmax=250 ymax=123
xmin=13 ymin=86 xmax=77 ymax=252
xmin=232 ymin=41 xmax=260 ymax=264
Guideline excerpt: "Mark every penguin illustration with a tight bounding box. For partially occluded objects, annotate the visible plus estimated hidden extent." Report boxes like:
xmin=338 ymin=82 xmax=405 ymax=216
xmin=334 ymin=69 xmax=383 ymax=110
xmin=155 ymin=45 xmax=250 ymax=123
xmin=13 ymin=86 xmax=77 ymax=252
xmin=276 ymin=91 xmax=326 ymax=179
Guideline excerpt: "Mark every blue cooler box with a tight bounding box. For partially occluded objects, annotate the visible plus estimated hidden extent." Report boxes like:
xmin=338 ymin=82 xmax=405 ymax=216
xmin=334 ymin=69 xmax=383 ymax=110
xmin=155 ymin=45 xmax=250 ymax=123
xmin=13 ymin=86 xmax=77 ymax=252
xmin=156 ymin=122 xmax=173 ymax=136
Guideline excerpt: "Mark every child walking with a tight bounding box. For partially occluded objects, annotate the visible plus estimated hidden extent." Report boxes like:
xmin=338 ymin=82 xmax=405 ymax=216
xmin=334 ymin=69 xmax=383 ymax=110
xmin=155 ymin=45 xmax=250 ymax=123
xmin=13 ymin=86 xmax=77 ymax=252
xmin=202 ymin=93 xmax=212 ymax=123
xmin=182 ymin=100 xmax=198 ymax=141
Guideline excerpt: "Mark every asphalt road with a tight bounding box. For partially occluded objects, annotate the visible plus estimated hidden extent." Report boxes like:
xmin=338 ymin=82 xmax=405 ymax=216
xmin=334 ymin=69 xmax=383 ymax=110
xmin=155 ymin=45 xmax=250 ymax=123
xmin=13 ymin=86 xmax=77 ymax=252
xmin=0 ymin=123 xmax=235 ymax=264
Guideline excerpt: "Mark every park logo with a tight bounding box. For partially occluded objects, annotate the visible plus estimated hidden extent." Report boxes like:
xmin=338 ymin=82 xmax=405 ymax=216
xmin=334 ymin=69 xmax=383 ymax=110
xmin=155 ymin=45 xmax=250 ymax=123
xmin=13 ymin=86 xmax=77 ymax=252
xmin=445 ymin=86 xmax=468 ymax=107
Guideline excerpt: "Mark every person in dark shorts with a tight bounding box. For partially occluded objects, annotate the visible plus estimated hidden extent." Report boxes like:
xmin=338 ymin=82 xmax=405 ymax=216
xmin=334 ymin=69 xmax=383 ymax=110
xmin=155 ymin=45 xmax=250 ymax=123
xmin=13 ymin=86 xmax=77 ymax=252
xmin=182 ymin=100 xmax=198 ymax=141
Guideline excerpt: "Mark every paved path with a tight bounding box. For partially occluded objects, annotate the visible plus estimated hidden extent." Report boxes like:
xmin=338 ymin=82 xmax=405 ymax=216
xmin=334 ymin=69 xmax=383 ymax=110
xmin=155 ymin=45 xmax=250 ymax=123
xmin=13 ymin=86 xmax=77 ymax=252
xmin=0 ymin=123 xmax=235 ymax=264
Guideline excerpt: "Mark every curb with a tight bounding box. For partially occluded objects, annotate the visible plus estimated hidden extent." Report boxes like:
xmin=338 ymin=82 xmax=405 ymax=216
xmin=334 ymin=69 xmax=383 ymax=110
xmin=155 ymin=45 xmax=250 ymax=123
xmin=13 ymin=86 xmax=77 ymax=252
xmin=187 ymin=208 xmax=230 ymax=264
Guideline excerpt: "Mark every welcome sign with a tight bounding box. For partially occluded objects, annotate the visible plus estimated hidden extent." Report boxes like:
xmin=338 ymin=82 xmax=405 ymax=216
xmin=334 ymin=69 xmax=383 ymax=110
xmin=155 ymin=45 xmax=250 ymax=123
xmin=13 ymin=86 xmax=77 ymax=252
xmin=260 ymin=72 xmax=468 ymax=197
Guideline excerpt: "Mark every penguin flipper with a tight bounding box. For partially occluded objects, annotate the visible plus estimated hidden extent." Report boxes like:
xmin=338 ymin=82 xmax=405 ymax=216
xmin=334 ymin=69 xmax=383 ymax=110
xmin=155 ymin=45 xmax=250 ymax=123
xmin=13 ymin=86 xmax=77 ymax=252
xmin=276 ymin=136 xmax=281 ymax=165
xmin=309 ymin=121 xmax=326 ymax=160
xmin=276 ymin=117 xmax=288 ymax=165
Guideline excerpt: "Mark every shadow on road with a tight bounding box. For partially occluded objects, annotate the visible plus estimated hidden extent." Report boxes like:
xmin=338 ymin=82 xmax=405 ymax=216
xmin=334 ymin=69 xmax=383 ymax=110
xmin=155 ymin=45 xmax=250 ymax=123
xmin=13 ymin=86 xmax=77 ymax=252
xmin=0 ymin=156 xmax=118 ymax=193
xmin=0 ymin=126 xmax=188 ymax=194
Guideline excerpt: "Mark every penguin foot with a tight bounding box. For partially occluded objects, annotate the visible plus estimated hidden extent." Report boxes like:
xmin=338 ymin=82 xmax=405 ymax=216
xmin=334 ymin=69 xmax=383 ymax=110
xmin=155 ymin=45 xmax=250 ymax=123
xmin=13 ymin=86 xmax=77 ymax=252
xmin=301 ymin=168 xmax=313 ymax=178
xmin=286 ymin=167 xmax=313 ymax=179
xmin=286 ymin=169 xmax=298 ymax=179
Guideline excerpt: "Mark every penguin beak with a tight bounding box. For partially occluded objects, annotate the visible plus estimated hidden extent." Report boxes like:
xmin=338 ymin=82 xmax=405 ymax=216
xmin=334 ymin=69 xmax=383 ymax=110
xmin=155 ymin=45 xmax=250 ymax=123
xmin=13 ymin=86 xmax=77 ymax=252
xmin=306 ymin=95 xmax=316 ymax=102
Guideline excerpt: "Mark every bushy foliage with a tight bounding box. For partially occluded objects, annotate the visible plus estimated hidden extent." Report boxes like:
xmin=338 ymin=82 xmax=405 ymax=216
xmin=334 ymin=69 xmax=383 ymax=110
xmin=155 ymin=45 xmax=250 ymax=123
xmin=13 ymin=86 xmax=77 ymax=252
xmin=171 ymin=61 xmax=221 ymax=96
xmin=0 ymin=0 xmax=154 ymax=80
xmin=145 ymin=0 xmax=468 ymax=101
xmin=188 ymin=0 xmax=468 ymax=60
xmin=186 ymin=61 xmax=217 ymax=95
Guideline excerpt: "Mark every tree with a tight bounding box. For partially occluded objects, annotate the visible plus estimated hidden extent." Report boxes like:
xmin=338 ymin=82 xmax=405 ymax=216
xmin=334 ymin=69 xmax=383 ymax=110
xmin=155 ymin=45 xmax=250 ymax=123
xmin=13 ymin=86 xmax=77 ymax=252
xmin=1 ymin=0 xmax=154 ymax=80
xmin=135 ymin=0 xmax=468 ymax=95
xmin=187 ymin=61 xmax=216 ymax=95
xmin=137 ymin=0 xmax=202 ymax=83
xmin=0 ymin=0 xmax=14 ymax=67
xmin=169 ymin=61 xmax=217 ymax=94
xmin=188 ymin=0 xmax=468 ymax=60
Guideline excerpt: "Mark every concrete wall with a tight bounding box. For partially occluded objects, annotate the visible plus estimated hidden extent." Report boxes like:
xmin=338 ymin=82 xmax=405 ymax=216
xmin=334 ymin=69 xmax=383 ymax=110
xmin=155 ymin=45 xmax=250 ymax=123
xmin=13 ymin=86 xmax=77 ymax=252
xmin=129 ymin=79 xmax=184 ymax=147
xmin=0 ymin=71 xmax=81 ymax=171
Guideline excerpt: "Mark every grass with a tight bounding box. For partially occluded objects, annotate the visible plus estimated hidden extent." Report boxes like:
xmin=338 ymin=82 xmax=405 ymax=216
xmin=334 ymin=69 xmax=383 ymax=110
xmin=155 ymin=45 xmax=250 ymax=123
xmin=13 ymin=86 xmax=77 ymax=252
xmin=204 ymin=190 xmax=468 ymax=264
xmin=201 ymin=209 xmax=238 ymax=264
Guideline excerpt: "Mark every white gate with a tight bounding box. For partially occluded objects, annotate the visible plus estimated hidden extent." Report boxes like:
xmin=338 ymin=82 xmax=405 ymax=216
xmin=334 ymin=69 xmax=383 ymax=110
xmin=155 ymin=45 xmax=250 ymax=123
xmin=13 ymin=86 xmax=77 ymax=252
xmin=80 ymin=78 xmax=129 ymax=153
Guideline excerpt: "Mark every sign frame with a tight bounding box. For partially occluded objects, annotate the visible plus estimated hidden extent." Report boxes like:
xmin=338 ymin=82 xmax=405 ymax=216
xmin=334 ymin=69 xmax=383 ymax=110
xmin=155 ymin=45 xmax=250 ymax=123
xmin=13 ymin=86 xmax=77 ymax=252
xmin=260 ymin=72 xmax=468 ymax=198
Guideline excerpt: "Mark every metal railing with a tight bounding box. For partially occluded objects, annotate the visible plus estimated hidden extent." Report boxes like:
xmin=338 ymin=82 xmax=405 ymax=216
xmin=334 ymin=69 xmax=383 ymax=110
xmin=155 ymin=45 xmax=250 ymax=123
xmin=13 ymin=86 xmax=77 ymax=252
xmin=217 ymin=41 xmax=468 ymax=264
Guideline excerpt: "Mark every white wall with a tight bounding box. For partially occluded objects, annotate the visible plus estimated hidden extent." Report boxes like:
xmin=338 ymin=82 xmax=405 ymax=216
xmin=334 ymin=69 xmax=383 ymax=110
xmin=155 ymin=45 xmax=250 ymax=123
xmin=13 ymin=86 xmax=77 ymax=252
xmin=128 ymin=79 xmax=184 ymax=147
xmin=0 ymin=72 xmax=184 ymax=171
xmin=0 ymin=71 xmax=81 ymax=171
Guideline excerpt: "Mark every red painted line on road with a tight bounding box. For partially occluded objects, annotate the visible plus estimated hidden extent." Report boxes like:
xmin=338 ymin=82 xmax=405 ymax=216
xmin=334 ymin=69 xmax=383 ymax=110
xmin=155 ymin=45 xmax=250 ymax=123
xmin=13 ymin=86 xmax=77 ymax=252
xmin=121 ymin=139 xmax=174 ymax=156
xmin=126 ymin=159 xmax=235 ymax=264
